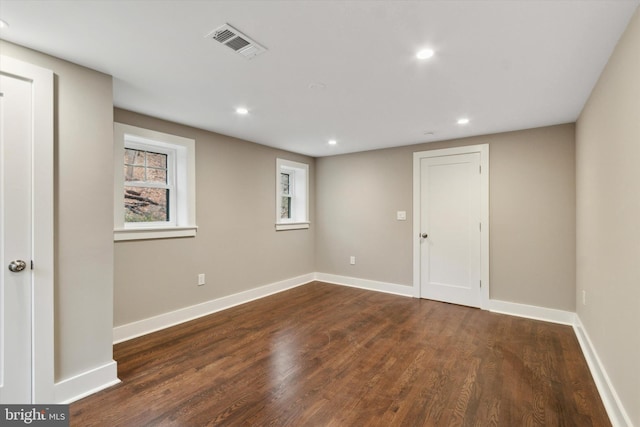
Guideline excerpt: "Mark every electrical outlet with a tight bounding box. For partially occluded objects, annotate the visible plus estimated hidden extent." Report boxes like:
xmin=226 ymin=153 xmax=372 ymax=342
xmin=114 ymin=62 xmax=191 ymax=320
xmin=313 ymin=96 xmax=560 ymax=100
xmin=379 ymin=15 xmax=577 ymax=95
xmin=582 ymin=290 xmax=586 ymax=305
xmin=198 ymin=273 xmax=205 ymax=286
xmin=350 ymin=256 xmax=356 ymax=265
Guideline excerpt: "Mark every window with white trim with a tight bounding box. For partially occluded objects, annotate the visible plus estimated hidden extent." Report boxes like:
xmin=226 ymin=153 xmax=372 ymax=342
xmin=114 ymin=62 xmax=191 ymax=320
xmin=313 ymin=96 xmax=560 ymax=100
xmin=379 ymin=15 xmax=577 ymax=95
xmin=276 ymin=158 xmax=309 ymax=230
xmin=114 ymin=123 xmax=197 ymax=241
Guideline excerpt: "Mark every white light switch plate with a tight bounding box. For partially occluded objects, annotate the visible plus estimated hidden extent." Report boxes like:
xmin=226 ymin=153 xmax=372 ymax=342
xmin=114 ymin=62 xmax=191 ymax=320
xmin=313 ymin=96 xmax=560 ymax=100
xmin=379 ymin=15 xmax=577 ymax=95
xmin=397 ymin=211 xmax=407 ymax=221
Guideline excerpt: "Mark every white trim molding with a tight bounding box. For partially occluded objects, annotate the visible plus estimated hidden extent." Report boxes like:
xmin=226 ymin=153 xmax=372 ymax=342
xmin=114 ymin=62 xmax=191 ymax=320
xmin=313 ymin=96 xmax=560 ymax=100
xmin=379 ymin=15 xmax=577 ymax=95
xmin=113 ymin=273 xmax=315 ymax=343
xmin=108 ymin=272 xmax=630 ymax=427
xmin=489 ymin=299 xmax=576 ymax=325
xmin=275 ymin=158 xmax=310 ymax=231
xmin=54 ymin=360 xmax=120 ymax=404
xmin=275 ymin=222 xmax=310 ymax=231
xmin=114 ymin=226 xmax=198 ymax=241
xmin=113 ymin=273 xmax=413 ymax=344
xmin=573 ymin=316 xmax=633 ymax=427
xmin=314 ymin=273 xmax=414 ymax=298
xmin=115 ymin=274 xmax=586 ymax=344
xmin=113 ymin=123 xmax=197 ymax=241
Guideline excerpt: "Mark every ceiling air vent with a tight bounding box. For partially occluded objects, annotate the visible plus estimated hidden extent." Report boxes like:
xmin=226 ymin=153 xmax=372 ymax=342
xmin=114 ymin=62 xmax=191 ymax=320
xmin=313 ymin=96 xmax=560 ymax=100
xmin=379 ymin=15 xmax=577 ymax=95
xmin=207 ymin=24 xmax=266 ymax=60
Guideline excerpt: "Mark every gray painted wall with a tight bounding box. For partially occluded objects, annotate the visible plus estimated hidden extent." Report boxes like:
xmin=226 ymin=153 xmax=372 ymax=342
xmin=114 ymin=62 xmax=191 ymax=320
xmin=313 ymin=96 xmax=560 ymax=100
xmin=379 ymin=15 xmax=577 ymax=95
xmin=316 ymin=124 xmax=577 ymax=311
xmin=113 ymin=109 xmax=315 ymax=326
xmin=576 ymin=7 xmax=640 ymax=426
xmin=4 ymin=8 xmax=638 ymax=419
xmin=0 ymin=41 xmax=114 ymax=382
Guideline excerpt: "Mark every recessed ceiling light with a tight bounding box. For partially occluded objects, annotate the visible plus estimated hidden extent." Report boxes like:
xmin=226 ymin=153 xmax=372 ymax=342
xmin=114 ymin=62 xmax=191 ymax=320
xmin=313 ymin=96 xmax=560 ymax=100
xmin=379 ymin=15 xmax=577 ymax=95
xmin=457 ymin=118 xmax=470 ymax=125
xmin=416 ymin=49 xmax=434 ymax=59
xmin=423 ymin=131 xmax=435 ymax=136
xmin=328 ymin=139 xmax=337 ymax=145
xmin=236 ymin=107 xmax=249 ymax=115
xmin=0 ymin=19 xmax=9 ymax=29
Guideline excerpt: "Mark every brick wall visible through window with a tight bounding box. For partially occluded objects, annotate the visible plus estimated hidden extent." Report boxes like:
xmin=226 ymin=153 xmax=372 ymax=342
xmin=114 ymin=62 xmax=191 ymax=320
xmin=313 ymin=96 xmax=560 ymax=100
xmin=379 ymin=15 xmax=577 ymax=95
xmin=124 ymin=148 xmax=172 ymax=223
xmin=114 ymin=123 xmax=197 ymax=241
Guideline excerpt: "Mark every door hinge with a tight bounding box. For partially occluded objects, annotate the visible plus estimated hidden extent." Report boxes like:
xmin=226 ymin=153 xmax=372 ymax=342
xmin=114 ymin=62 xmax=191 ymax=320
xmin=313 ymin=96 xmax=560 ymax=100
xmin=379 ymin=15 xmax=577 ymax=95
xmin=31 ymin=260 xmax=34 ymax=270
xmin=479 ymin=165 xmax=481 ymax=174
xmin=479 ymin=222 xmax=481 ymax=231
xmin=480 ymin=280 xmax=482 ymax=288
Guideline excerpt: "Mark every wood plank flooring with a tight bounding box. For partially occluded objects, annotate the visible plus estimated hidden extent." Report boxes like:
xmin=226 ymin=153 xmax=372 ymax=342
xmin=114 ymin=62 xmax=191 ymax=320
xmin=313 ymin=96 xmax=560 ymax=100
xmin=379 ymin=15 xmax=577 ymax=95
xmin=70 ymin=282 xmax=610 ymax=426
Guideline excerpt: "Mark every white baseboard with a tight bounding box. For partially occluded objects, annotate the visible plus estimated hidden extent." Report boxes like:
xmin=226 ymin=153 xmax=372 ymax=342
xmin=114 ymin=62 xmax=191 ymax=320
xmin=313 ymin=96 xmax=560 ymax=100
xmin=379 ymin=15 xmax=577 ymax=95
xmin=113 ymin=272 xmax=412 ymax=345
xmin=573 ymin=316 xmax=633 ymax=427
xmin=113 ymin=273 xmax=315 ymax=344
xmin=314 ymin=272 xmax=414 ymax=297
xmin=489 ymin=299 xmax=576 ymax=325
xmin=115 ymin=275 xmax=575 ymax=345
xmin=489 ymin=301 xmax=632 ymax=426
xmin=110 ymin=273 xmax=632 ymax=426
xmin=54 ymin=360 xmax=120 ymax=404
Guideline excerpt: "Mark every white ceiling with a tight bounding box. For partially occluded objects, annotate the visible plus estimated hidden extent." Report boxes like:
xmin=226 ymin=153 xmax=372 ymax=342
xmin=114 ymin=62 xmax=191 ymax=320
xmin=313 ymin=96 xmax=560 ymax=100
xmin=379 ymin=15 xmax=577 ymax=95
xmin=1 ymin=1 xmax=638 ymax=157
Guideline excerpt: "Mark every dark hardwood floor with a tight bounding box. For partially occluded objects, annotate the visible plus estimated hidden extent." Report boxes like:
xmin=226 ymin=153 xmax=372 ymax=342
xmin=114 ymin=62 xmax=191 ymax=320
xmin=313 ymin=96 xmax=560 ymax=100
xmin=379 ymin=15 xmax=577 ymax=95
xmin=71 ymin=282 xmax=610 ymax=426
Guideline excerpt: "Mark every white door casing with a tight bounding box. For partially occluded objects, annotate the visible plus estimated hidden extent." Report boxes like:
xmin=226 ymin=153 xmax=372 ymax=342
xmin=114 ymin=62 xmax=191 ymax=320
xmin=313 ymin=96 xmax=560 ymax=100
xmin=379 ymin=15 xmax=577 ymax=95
xmin=413 ymin=145 xmax=489 ymax=309
xmin=0 ymin=56 xmax=54 ymax=403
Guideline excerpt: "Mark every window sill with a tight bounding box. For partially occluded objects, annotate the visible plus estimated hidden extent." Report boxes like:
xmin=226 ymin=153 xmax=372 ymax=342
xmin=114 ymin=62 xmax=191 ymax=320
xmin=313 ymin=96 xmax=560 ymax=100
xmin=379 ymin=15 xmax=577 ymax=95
xmin=114 ymin=226 xmax=198 ymax=241
xmin=275 ymin=222 xmax=310 ymax=231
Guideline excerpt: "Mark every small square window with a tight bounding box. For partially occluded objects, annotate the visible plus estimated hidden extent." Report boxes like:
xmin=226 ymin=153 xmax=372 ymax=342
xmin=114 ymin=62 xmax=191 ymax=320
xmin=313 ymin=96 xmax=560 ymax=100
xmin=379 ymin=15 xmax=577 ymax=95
xmin=114 ymin=123 xmax=197 ymax=241
xmin=276 ymin=158 xmax=309 ymax=231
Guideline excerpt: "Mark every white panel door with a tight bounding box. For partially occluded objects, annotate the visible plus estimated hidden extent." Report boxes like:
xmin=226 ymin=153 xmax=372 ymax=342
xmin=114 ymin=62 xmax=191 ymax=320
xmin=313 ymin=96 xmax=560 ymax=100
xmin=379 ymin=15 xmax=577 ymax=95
xmin=0 ymin=73 xmax=33 ymax=403
xmin=419 ymin=153 xmax=481 ymax=307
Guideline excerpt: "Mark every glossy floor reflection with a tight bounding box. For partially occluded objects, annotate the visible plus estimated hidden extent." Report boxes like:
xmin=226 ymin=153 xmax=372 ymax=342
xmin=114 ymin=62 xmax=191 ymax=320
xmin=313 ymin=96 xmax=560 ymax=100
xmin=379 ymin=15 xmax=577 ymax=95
xmin=71 ymin=282 xmax=610 ymax=426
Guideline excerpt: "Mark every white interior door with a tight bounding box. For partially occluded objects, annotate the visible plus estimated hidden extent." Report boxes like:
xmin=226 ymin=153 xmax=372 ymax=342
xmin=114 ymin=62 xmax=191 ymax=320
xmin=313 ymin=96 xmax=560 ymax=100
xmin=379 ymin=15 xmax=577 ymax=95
xmin=0 ymin=73 xmax=33 ymax=403
xmin=419 ymin=152 xmax=482 ymax=307
xmin=0 ymin=55 xmax=54 ymax=404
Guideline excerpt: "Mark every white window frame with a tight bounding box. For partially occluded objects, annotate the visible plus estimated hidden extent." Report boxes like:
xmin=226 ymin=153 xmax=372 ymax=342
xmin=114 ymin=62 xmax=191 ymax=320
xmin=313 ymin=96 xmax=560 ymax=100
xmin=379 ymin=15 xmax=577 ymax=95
xmin=276 ymin=158 xmax=309 ymax=231
xmin=114 ymin=123 xmax=197 ymax=241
